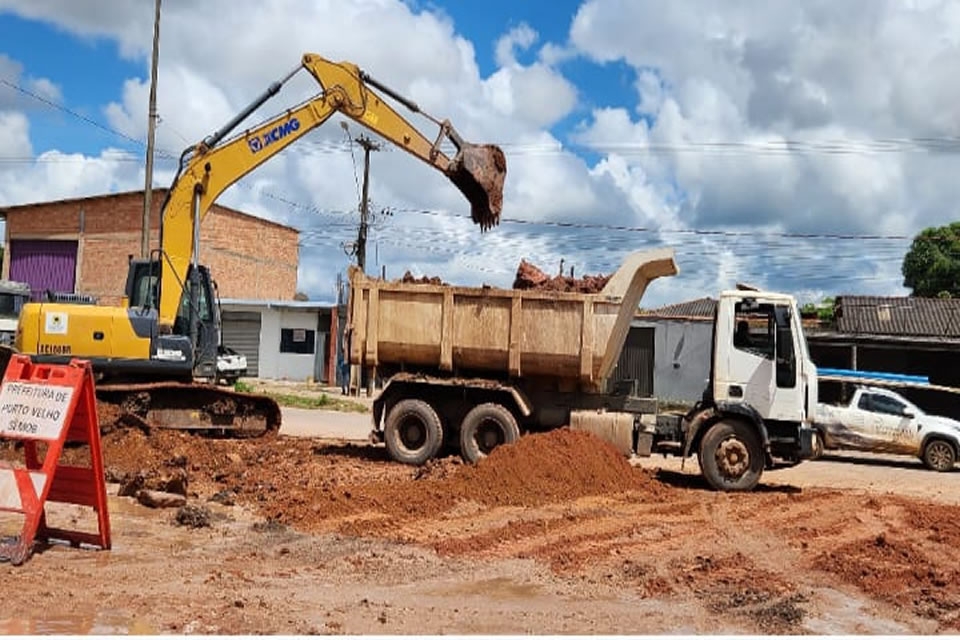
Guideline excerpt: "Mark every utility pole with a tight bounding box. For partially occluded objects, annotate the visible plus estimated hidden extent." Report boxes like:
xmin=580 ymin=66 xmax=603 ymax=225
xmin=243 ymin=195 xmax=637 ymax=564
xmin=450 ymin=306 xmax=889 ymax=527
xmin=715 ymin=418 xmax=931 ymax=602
xmin=141 ymin=0 xmax=162 ymax=259
xmin=355 ymin=134 xmax=380 ymax=272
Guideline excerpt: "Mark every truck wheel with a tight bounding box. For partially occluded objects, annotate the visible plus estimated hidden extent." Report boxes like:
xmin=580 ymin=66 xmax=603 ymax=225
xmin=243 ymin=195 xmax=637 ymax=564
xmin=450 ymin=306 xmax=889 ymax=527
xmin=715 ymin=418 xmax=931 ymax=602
xmin=384 ymin=399 xmax=444 ymax=466
xmin=698 ymin=419 xmax=764 ymax=491
xmin=459 ymin=403 xmax=519 ymax=464
xmin=922 ymin=439 xmax=956 ymax=472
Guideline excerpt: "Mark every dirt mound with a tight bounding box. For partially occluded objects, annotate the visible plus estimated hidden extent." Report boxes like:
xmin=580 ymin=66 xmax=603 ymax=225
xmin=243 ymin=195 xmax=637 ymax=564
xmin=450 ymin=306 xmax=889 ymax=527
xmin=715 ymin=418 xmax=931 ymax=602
xmin=289 ymin=429 xmax=664 ymax=535
xmin=453 ymin=429 xmax=658 ymax=506
xmin=816 ymin=533 xmax=960 ymax=629
xmin=400 ymin=271 xmax=444 ymax=286
xmin=513 ymin=259 xmax=610 ymax=294
xmin=20 ymin=427 xmax=662 ymax=538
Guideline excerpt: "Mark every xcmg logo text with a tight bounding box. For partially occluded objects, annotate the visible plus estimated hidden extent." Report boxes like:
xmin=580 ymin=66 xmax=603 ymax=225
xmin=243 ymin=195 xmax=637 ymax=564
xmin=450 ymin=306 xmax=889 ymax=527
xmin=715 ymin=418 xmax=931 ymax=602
xmin=248 ymin=117 xmax=300 ymax=153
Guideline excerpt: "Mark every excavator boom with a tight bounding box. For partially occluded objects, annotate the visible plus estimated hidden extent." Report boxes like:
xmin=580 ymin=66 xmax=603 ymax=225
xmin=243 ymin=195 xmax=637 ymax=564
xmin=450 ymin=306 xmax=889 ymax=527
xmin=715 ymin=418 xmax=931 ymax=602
xmin=11 ymin=53 xmax=506 ymax=438
xmin=158 ymin=54 xmax=506 ymax=329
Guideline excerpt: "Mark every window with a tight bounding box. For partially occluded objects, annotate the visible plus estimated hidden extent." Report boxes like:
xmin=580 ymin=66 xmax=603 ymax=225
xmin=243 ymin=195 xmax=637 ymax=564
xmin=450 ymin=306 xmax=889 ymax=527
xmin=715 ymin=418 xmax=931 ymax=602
xmin=733 ymin=301 xmax=775 ymax=359
xmin=280 ymin=327 xmax=315 ymax=354
xmin=867 ymin=394 xmax=907 ymax=417
xmin=173 ymin=278 xmax=212 ymax=336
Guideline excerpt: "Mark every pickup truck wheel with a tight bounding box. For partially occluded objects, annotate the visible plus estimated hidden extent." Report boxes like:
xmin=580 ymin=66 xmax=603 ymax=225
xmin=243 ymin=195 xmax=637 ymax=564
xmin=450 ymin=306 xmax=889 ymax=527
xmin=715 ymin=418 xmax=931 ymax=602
xmin=459 ymin=403 xmax=519 ymax=464
xmin=384 ymin=399 xmax=443 ymax=466
xmin=922 ymin=439 xmax=956 ymax=472
xmin=811 ymin=431 xmax=824 ymax=460
xmin=699 ymin=420 xmax=763 ymax=491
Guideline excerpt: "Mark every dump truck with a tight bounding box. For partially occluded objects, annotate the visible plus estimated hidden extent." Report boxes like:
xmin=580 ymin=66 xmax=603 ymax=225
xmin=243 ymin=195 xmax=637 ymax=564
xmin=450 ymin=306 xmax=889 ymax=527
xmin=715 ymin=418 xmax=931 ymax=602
xmin=348 ymin=248 xmax=818 ymax=491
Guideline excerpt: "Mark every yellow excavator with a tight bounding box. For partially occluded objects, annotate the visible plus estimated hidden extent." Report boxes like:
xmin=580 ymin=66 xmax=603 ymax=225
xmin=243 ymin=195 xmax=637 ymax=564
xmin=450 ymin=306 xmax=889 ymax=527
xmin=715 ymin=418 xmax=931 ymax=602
xmin=9 ymin=54 xmax=506 ymax=435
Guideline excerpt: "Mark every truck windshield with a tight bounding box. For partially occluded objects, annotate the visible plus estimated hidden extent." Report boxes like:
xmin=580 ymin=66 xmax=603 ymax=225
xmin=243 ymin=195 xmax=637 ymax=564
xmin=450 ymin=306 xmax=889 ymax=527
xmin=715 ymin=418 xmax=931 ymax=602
xmin=0 ymin=294 xmax=26 ymax=318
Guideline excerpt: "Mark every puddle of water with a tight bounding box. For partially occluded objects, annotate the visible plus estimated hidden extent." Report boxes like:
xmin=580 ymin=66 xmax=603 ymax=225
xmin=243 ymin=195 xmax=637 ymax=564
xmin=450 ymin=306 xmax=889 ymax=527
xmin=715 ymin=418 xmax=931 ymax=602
xmin=0 ymin=610 xmax=157 ymax=635
xmin=803 ymin=587 xmax=915 ymax=635
xmin=433 ymin=577 xmax=542 ymax=600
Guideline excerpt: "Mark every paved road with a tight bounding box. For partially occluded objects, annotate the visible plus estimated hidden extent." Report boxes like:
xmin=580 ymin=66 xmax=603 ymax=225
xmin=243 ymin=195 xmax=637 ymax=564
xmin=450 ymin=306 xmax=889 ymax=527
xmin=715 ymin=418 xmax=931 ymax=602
xmin=634 ymin=449 xmax=960 ymax=504
xmin=279 ymin=407 xmax=371 ymax=440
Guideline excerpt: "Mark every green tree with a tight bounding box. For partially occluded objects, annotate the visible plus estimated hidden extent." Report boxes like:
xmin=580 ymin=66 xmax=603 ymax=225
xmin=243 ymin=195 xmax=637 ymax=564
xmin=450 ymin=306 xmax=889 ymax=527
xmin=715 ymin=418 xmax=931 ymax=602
xmin=801 ymin=297 xmax=835 ymax=322
xmin=902 ymin=222 xmax=960 ymax=297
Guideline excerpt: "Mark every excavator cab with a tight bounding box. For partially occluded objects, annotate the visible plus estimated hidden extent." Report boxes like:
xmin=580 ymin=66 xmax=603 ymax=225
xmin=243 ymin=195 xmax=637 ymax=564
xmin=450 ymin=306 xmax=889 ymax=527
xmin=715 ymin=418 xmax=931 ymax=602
xmin=125 ymin=259 xmax=218 ymax=379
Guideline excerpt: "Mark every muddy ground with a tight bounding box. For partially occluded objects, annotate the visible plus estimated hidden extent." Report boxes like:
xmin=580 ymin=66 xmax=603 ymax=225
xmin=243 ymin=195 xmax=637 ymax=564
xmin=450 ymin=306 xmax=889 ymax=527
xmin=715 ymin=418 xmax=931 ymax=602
xmin=2 ymin=427 xmax=959 ymax=634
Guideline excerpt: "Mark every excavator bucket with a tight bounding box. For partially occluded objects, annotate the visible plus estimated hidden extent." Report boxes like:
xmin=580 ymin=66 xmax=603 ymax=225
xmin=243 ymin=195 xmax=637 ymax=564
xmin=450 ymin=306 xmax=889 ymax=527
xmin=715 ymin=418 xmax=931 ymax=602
xmin=446 ymin=143 xmax=506 ymax=231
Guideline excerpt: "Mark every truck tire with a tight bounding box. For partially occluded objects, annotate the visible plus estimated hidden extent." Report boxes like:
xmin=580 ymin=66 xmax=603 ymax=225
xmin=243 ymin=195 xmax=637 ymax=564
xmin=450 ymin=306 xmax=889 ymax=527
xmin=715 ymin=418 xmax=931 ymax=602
xmin=384 ymin=399 xmax=444 ymax=466
xmin=459 ymin=402 xmax=520 ymax=464
xmin=698 ymin=419 xmax=764 ymax=491
xmin=922 ymin=438 xmax=956 ymax=472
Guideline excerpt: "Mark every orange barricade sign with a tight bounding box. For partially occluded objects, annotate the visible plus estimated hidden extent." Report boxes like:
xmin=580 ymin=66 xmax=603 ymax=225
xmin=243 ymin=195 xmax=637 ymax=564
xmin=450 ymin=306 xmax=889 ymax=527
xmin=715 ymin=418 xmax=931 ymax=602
xmin=0 ymin=356 xmax=110 ymax=565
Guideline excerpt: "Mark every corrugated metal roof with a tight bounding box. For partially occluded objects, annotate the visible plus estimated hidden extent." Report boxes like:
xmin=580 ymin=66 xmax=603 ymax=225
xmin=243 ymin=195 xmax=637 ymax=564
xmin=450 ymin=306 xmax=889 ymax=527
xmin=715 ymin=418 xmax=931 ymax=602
xmin=836 ymin=295 xmax=960 ymax=337
xmin=639 ymin=297 xmax=717 ymax=319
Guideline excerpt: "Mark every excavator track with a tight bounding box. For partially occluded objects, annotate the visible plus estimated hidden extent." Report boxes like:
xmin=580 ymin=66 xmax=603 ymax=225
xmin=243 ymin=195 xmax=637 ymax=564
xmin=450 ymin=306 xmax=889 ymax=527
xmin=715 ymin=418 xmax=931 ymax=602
xmin=0 ymin=345 xmax=280 ymax=438
xmin=96 ymin=382 xmax=282 ymax=438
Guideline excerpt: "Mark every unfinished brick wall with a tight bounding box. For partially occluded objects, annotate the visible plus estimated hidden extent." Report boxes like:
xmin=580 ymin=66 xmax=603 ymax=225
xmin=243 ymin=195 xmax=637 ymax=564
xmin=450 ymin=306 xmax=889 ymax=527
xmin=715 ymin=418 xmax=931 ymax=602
xmin=2 ymin=190 xmax=298 ymax=306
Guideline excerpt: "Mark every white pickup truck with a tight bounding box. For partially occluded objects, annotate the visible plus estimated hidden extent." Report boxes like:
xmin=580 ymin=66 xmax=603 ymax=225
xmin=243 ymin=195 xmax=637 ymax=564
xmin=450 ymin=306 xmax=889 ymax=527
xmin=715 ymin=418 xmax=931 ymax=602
xmin=814 ymin=386 xmax=960 ymax=471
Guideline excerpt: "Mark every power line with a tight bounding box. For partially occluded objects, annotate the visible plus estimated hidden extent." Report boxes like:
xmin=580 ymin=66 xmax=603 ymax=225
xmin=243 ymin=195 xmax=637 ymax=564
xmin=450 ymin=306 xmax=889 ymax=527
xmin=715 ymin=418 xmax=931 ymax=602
xmin=384 ymin=205 xmax=913 ymax=241
xmin=6 ymin=74 xmax=960 ymax=161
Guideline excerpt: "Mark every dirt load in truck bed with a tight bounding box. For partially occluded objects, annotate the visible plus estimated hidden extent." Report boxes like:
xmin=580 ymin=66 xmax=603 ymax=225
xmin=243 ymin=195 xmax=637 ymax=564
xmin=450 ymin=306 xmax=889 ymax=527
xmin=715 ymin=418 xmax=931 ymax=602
xmin=513 ymin=259 xmax=610 ymax=293
xmin=3 ymin=426 xmax=960 ymax=633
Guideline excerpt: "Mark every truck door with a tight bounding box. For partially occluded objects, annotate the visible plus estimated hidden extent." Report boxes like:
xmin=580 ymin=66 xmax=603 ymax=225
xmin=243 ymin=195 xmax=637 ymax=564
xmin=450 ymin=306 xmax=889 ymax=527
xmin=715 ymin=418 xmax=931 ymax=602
xmin=845 ymin=391 xmax=882 ymax=449
xmin=726 ymin=301 xmax=776 ymax=415
xmin=768 ymin=304 xmax=803 ymax=421
xmin=867 ymin=392 xmax=917 ymax=454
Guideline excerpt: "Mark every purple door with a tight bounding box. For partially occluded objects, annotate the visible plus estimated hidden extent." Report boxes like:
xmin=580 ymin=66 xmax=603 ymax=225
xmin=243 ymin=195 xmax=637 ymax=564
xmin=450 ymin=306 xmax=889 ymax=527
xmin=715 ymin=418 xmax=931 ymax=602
xmin=9 ymin=240 xmax=78 ymax=301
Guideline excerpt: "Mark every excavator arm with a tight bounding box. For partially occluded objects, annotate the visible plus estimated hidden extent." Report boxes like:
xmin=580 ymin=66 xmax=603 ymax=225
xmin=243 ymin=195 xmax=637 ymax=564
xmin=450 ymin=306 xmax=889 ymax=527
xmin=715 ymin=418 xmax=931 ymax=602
xmin=157 ymin=54 xmax=506 ymax=330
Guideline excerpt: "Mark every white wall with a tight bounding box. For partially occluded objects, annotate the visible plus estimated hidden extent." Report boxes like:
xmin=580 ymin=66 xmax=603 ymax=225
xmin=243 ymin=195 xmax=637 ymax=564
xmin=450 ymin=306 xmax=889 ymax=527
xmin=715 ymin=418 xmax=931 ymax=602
xmin=258 ymin=308 xmax=320 ymax=380
xmin=635 ymin=319 xmax=713 ymax=404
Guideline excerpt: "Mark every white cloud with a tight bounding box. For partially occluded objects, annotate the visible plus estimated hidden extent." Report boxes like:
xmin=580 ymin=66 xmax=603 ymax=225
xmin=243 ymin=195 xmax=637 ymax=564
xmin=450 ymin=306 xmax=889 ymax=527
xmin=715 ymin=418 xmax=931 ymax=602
xmin=2 ymin=0 xmax=953 ymax=303
xmin=0 ymin=148 xmax=141 ymax=206
xmin=495 ymin=23 xmax=538 ymax=67
xmin=0 ymin=53 xmax=62 ymax=109
xmin=0 ymin=111 xmax=32 ymax=157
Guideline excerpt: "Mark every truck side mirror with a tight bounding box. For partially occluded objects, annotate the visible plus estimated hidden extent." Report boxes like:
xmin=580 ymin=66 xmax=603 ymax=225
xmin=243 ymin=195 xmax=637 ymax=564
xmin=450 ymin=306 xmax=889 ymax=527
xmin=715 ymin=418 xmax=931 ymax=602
xmin=902 ymin=411 xmax=915 ymax=419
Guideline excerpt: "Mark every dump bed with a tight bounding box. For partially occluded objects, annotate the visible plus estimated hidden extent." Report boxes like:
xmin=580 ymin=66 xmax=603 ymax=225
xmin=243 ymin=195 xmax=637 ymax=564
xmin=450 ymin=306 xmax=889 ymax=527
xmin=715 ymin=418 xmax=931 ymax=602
xmin=347 ymin=249 xmax=677 ymax=390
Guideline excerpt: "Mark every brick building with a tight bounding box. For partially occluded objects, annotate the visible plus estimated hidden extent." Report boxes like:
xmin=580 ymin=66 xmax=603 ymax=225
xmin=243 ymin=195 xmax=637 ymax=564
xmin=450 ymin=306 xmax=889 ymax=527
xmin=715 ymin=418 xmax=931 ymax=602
xmin=0 ymin=189 xmax=298 ymax=305
xmin=0 ymin=190 xmax=342 ymax=383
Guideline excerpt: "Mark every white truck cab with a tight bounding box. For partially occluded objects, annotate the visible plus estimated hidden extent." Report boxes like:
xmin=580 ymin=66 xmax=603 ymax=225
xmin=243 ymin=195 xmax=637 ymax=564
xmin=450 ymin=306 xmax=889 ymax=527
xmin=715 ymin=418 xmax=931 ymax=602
xmin=676 ymin=289 xmax=818 ymax=490
xmin=712 ymin=290 xmax=818 ymax=426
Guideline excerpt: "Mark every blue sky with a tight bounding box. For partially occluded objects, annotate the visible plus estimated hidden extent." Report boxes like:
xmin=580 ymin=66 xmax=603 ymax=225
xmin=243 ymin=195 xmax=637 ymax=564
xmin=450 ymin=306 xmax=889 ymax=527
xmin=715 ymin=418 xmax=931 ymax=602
xmin=0 ymin=12 xmax=143 ymax=154
xmin=1 ymin=1 xmax=956 ymax=304
xmin=0 ymin=2 xmax=636 ymax=162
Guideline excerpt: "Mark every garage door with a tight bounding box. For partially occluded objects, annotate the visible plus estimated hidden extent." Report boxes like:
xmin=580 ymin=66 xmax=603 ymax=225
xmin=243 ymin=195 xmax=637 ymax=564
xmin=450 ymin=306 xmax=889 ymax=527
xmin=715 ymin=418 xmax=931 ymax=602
xmin=9 ymin=239 xmax=78 ymax=301
xmin=221 ymin=311 xmax=261 ymax=377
